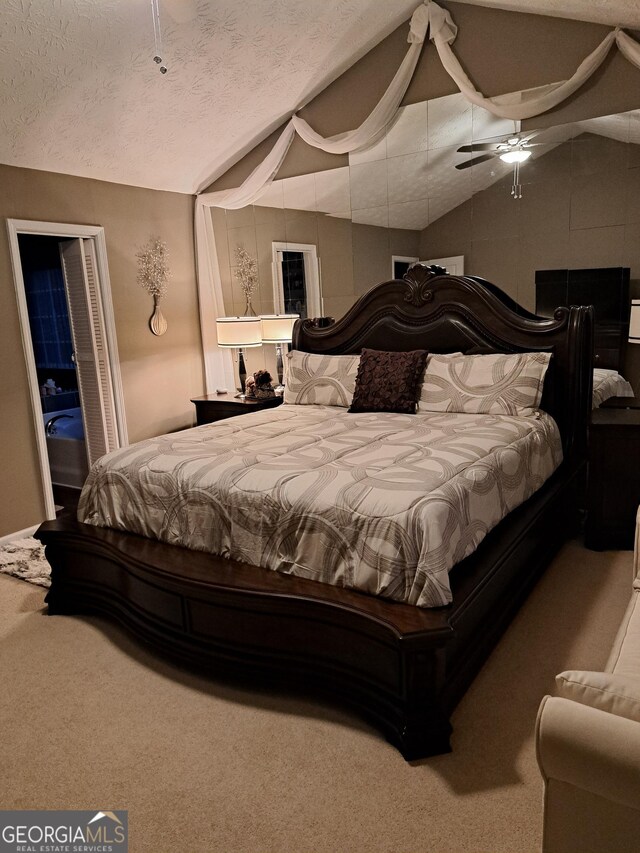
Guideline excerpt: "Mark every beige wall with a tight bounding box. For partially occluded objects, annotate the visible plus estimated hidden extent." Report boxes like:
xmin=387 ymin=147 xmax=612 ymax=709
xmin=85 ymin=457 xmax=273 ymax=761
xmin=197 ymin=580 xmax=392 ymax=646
xmin=214 ymin=204 xmax=359 ymax=377
xmin=0 ymin=164 xmax=203 ymax=536
xmin=215 ymin=205 xmax=421 ymax=318
xmin=352 ymin=224 xmax=420 ymax=296
xmin=419 ymin=132 xmax=640 ymax=394
xmin=213 ymin=205 xmax=420 ymax=376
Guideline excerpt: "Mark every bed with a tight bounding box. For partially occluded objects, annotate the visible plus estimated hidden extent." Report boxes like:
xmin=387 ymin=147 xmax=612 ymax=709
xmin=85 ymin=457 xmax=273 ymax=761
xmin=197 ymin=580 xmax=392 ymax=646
xmin=535 ymin=267 xmax=634 ymax=409
xmin=592 ymin=367 xmax=634 ymax=408
xmin=36 ymin=266 xmax=594 ymax=760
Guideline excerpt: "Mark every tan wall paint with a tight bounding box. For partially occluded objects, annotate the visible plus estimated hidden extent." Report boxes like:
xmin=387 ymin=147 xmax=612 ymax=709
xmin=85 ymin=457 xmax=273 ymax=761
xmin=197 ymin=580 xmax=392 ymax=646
xmin=0 ymin=164 xmax=203 ymax=537
xmin=352 ymin=225 xmax=420 ymax=296
xmin=206 ymin=2 xmax=640 ymax=192
xmin=419 ymin=133 xmax=640 ymax=395
xmin=213 ymin=204 xmax=360 ymax=378
xmin=212 ymin=205 xmax=420 ymax=377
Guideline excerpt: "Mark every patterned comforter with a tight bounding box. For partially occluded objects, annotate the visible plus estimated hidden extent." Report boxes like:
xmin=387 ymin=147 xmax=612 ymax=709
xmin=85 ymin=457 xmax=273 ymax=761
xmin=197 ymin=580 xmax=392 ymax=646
xmin=592 ymin=368 xmax=634 ymax=409
xmin=78 ymin=404 xmax=563 ymax=608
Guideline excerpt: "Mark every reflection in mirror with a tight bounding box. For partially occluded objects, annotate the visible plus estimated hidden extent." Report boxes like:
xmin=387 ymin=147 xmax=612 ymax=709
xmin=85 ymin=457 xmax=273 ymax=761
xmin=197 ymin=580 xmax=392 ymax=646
xmin=211 ymin=93 xmax=639 ymax=362
xmin=272 ymin=241 xmax=321 ymax=319
xmin=392 ymin=255 xmax=419 ymax=279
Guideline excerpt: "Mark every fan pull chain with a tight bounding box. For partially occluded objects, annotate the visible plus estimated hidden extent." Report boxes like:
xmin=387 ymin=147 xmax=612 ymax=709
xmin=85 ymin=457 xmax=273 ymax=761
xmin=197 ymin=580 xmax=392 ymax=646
xmin=151 ymin=0 xmax=168 ymax=74
xmin=511 ymin=160 xmax=523 ymax=199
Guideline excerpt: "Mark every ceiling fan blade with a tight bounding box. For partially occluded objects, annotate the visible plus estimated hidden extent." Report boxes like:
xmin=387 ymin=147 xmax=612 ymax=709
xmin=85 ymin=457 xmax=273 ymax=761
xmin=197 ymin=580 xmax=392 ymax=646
xmin=457 ymin=143 xmax=500 ymax=153
xmin=455 ymin=153 xmax=496 ymax=170
xmin=164 ymin=0 xmax=198 ymax=23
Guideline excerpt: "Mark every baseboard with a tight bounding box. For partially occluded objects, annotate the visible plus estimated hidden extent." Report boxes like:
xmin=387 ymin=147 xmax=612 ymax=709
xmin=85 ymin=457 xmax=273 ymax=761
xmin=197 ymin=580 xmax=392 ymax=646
xmin=0 ymin=525 xmax=40 ymax=545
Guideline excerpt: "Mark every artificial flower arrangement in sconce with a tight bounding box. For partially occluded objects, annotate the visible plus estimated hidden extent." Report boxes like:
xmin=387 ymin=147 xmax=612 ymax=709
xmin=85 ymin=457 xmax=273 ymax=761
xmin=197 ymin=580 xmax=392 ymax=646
xmin=137 ymin=236 xmax=170 ymax=336
xmin=234 ymin=246 xmax=258 ymax=315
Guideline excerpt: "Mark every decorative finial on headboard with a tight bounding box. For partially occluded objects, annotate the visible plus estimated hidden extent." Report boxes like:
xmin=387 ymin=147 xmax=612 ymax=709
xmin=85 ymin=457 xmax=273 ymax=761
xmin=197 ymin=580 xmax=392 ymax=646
xmin=402 ymin=263 xmax=446 ymax=307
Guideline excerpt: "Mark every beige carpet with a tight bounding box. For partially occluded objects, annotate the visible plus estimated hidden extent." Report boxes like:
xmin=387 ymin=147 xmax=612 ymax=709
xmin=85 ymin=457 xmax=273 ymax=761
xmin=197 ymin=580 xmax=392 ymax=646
xmin=0 ymin=541 xmax=632 ymax=853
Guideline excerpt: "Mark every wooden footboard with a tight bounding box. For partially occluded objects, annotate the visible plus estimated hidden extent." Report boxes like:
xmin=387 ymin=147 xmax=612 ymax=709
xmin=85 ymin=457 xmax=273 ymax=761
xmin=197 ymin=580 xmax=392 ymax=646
xmin=36 ymin=463 xmax=581 ymax=760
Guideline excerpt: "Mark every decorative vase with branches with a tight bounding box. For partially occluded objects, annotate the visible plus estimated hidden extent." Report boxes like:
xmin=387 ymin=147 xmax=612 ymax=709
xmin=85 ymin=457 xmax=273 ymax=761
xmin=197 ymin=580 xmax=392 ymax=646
xmin=137 ymin=236 xmax=170 ymax=335
xmin=234 ymin=246 xmax=258 ymax=315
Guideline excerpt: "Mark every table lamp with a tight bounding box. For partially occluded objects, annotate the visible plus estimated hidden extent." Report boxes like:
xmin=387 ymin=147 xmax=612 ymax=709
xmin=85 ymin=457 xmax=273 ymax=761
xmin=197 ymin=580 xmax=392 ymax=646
xmin=216 ymin=316 xmax=262 ymax=396
xmin=630 ymin=300 xmax=640 ymax=344
xmin=260 ymin=314 xmax=299 ymax=389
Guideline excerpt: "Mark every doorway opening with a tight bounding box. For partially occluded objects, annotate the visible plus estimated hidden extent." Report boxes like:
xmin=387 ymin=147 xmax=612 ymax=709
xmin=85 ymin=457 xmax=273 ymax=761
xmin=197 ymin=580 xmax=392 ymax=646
xmin=8 ymin=220 xmax=127 ymax=520
xmin=272 ymin=242 xmax=321 ymax=319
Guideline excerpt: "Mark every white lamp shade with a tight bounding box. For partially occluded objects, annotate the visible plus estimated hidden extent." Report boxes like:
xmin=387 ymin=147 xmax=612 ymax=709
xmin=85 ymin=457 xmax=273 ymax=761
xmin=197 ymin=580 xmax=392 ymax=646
xmin=630 ymin=301 xmax=640 ymax=344
xmin=216 ymin=316 xmax=262 ymax=348
xmin=260 ymin=314 xmax=299 ymax=343
xmin=499 ymin=149 xmax=532 ymax=164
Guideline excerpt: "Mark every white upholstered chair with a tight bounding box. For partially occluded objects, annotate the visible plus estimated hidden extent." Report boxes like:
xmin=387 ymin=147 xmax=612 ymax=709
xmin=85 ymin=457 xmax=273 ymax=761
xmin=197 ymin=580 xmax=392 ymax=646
xmin=536 ymin=508 xmax=640 ymax=853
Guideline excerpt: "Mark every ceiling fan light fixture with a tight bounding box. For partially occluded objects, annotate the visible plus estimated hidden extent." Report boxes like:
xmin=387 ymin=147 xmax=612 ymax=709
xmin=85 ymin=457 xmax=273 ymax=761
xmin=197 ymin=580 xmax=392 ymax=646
xmin=500 ymin=149 xmax=532 ymax=164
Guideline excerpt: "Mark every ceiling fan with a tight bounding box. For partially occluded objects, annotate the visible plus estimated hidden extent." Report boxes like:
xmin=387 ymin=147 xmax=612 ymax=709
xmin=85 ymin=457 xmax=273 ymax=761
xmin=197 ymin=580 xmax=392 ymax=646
xmin=455 ymin=135 xmax=544 ymax=199
xmin=454 ymin=136 xmax=543 ymax=171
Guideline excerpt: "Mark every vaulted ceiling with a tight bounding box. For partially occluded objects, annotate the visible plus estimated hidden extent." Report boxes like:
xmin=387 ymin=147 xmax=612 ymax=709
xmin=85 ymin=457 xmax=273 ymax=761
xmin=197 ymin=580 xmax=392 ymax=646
xmin=1 ymin=0 xmax=639 ymax=195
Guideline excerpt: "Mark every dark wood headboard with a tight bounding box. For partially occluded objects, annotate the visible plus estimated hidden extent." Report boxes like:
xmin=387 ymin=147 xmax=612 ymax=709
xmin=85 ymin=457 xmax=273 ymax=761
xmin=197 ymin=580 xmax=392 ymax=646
xmin=535 ymin=267 xmax=629 ymax=370
xmin=293 ymin=264 xmax=594 ymax=463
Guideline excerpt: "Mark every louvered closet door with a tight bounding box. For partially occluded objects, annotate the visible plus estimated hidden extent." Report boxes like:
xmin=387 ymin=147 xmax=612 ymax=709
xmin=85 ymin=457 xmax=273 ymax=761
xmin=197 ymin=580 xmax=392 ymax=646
xmin=59 ymin=238 xmax=118 ymax=465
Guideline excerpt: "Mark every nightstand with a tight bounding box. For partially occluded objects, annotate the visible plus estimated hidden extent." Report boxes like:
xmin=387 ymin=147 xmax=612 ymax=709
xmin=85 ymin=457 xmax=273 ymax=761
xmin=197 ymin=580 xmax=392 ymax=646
xmin=191 ymin=392 xmax=283 ymax=426
xmin=586 ymin=404 xmax=640 ymax=549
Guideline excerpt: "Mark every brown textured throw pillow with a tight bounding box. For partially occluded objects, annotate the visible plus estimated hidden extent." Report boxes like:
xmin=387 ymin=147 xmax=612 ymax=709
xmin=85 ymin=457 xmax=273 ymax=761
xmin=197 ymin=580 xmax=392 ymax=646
xmin=349 ymin=348 xmax=428 ymax=414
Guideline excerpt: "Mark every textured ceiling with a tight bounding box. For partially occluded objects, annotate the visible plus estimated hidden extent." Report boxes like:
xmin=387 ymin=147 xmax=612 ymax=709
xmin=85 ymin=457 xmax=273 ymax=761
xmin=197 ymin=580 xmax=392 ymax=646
xmin=0 ymin=0 xmax=417 ymax=194
xmin=1 ymin=0 xmax=639 ymax=195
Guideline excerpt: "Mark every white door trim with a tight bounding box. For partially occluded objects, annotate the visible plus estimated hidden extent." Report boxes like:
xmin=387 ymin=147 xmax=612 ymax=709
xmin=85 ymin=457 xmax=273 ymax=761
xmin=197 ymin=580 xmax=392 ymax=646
xmin=271 ymin=242 xmax=321 ymax=318
xmin=422 ymin=255 xmax=465 ymax=276
xmin=391 ymin=255 xmax=419 ymax=279
xmin=6 ymin=219 xmax=127 ymax=520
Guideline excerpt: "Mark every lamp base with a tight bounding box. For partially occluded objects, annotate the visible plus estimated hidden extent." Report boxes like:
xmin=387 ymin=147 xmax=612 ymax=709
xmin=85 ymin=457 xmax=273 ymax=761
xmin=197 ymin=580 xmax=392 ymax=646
xmin=275 ymin=343 xmax=284 ymax=387
xmin=237 ymin=347 xmax=247 ymax=395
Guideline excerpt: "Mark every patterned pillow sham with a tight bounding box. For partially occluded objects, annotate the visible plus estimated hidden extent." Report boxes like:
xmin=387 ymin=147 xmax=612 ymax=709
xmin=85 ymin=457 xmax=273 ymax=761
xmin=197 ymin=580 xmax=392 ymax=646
xmin=284 ymin=351 xmax=361 ymax=407
xmin=418 ymin=352 xmax=551 ymax=416
xmin=349 ymin=348 xmax=428 ymax=415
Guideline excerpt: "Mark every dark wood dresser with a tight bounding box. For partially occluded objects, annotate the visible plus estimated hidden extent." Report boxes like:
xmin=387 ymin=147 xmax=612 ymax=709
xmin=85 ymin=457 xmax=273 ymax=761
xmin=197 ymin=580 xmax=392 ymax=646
xmin=586 ymin=400 xmax=640 ymax=549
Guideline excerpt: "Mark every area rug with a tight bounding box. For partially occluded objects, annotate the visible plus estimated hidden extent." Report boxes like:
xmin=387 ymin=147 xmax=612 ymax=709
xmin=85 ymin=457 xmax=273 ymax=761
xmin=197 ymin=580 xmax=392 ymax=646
xmin=0 ymin=537 xmax=50 ymax=588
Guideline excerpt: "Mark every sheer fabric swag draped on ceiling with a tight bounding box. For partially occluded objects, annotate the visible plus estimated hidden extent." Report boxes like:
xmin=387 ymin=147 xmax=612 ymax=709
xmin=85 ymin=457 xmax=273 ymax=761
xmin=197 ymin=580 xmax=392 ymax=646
xmin=195 ymin=0 xmax=640 ymax=393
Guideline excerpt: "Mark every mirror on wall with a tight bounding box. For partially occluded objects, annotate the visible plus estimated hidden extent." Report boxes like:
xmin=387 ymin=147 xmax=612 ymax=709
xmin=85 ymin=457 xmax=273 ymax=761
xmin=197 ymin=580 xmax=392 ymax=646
xmin=212 ymin=93 xmax=640 ymax=370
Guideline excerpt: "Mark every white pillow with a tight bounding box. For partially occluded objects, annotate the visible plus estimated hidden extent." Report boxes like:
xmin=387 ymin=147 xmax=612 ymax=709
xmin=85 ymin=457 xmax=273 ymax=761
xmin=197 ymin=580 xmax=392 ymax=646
xmin=555 ymin=670 xmax=640 ymax=724
xmin=284 ymin=351 xmax=360 ymax=407
xmin=418 ymin=352 xmax=551 ymax=417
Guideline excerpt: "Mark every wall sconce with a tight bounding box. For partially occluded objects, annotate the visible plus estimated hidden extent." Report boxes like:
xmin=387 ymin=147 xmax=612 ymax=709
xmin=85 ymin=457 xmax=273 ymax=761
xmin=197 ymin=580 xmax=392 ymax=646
xmin=216 ymin=316 xmax=262 ymax=396
xmin=630 ymin=300 xmax=640 ymax=344
xmin=260 ymin=314 xmax=299 ymax=389
xmin=137 ymin=236 xmax=170 ymax=336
